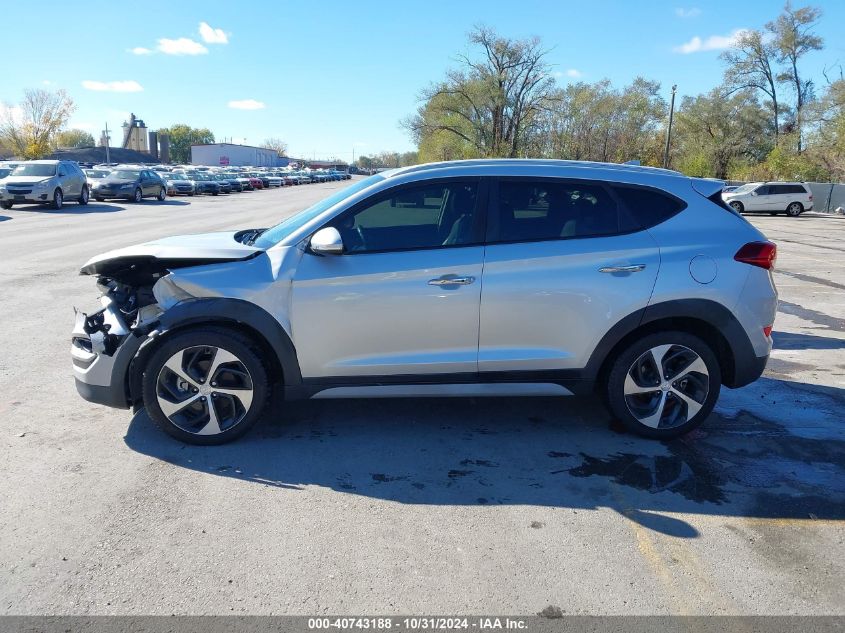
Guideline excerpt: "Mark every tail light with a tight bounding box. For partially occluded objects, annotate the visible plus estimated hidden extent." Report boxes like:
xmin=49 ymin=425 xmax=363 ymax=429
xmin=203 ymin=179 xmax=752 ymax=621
xmin=809 ymin=193 xmax=813 ymax=200
xmin=734 ymin=241 xmax=777 ymax=270
xmin=763 ymin=325 xmax=773 ymax=338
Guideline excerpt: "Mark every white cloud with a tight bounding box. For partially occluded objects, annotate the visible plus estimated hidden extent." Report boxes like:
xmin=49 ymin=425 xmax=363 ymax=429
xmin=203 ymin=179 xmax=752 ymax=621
xmin=42 ymin=80 xmax=53 ymax=86
xmin=157 ymin=38 xmax=208 ymax=55
xmin=673 ymin=28 xmax=748 ymax=53
xmin=228 ymin=99 xmax=266 ymax=110
xmin=129 ymin=46 xmax=153 ymax=55
xmin=675 ymin=7 xmax=702 ymax=18
xmin=552 ymin=69 xmax=582 ymax=80
xmin=199 ymin=21 xmax=228 ymax=44
xmin=81 ymin=80 xmax=144 ymax=93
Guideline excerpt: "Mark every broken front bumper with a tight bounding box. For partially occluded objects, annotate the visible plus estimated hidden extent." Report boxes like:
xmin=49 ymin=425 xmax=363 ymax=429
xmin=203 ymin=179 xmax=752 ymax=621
xmin=71 ymin=299 xmax=146 ymax=409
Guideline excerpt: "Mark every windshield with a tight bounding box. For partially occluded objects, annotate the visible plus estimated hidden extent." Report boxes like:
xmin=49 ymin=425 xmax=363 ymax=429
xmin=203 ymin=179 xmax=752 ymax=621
xmin=112 ymin=170 xmax=140 ymax=180
xmin=731 ymin=183 xmax=758 ymax=194
xmin=85 ymin=170 xmax=110 ymax=178
xmin=12 ymin=163 xmax=57 ymax=177
xmin=254 ymin=175 xmax=384 ymax=249
xmin=0 ymin=168 xmax=12 ymax=178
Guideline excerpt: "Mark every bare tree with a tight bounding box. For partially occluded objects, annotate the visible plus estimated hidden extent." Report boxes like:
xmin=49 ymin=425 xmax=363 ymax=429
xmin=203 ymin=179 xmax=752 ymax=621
xmin=260 ymin=137 xmax=288 ymax=156
xmin=0 ymin=89 xmax=75 ymax=159
xmin=767 ymin=2 xmax=823 ymax=151
xmin=407 ymin=26 xmax=556 ymax=158
xmin=721 ymin=30 xmax=781 ymax=140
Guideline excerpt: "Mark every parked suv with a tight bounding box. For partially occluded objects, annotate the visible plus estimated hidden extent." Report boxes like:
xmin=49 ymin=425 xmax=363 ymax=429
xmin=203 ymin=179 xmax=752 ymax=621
xmin=721 ymin=181 xmax=813 ymax=217
xmin=0 ymin=160 xmax=89 ymax=209
xmin=72 ymin=160 xmax=777 ymax=444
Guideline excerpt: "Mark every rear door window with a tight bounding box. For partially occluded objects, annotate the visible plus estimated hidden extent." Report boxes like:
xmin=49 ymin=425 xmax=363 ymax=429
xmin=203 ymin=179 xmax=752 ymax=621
xmin=611 ymin=186 xmax=686 ymax=230
xmin=490 ymin=179 xmax=623 ymax=243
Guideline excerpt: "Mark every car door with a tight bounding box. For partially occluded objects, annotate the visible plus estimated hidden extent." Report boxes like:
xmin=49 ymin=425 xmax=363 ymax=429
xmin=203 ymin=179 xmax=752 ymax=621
xmin=141 ymin=171 xmax=155 ymax=196
xmin=57 ymin=163 xmax=77 ymax=197
xmin=291 ymin=178 xmax=486 ymax=379
xmin=478 ymin=177 xmax=661 ymax=375
xmin=748 ymin=184 xmax=771 ymax=211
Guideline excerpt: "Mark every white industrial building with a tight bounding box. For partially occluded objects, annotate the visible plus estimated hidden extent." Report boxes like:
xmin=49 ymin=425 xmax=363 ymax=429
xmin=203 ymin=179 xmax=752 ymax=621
xmin=190 ymin=143 xmax=284 ymax=167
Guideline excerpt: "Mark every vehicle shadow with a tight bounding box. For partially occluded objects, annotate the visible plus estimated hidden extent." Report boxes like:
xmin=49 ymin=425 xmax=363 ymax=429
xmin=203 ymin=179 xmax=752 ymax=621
xmin=124 ymin=377 xmax=845 ymax=537
xmin=0 ymin=215 xmax=9 ymax=222
xmin=773 ymin=330 xmax=845 ymax=350
xmin=155 ymin=199 xmax=190 ymax=206
xmin=10 ymin=203 xmax=127 ymax=214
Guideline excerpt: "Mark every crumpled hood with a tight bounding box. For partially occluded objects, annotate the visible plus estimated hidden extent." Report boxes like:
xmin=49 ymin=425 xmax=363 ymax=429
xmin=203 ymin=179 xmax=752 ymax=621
xmin=80 ymin=230 xmax=263 ymax=279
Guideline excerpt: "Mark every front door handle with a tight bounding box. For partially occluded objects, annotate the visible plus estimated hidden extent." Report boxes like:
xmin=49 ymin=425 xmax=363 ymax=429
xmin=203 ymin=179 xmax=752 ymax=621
xmin=598 ymin=264 xmax=647 ymax=274
xmin=428 ymin=275 xmax=475 ymax=286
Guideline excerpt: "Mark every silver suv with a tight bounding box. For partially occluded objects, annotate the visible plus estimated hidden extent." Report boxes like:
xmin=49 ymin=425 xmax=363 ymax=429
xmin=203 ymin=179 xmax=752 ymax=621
xmin=721 ymin=181 xmax=813 ymax=217
xmin=0 ymin=160 xmax=89 ymax=210
xmin=71 ymin=160 xmax=777 ymax=444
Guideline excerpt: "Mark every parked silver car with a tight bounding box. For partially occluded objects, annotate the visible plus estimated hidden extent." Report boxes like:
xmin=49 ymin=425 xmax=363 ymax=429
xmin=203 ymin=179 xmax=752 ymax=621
xmin=0 ymin=160 xmax=89 ymax=209
xmin=72 ymin=159 xmax=777 ymax=444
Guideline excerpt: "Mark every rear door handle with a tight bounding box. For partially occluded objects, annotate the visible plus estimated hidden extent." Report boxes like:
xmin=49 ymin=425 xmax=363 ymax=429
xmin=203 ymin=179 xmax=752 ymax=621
xmin=598 ymin=264 xmax=647 ymax=274
xmin=428 ymin=275 xmax=475 ymax=286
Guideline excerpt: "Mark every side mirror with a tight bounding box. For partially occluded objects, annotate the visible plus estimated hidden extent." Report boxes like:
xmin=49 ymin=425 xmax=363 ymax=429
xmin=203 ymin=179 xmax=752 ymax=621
xmin=750 ymin=191 xmax=758 ymax=196
xmin=310 ymin=227 xmax=344 ymax=255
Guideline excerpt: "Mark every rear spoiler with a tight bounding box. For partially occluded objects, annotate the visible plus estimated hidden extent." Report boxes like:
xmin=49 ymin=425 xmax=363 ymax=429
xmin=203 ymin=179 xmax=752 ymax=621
xmin=690 ymin=178 xmax=725 ymax=198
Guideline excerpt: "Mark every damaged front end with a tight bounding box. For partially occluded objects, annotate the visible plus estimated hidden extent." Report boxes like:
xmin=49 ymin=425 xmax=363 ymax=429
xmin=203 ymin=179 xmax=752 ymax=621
xmin=71 ymin=229 xmax=267 ymax=409
xmin=71 ymin=274 xmax=165 ymax=409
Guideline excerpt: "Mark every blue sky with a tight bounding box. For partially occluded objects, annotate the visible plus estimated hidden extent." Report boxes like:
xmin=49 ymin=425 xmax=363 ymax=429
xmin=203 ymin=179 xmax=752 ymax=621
xmin=2 ymin=0 xmax=843 ymax=160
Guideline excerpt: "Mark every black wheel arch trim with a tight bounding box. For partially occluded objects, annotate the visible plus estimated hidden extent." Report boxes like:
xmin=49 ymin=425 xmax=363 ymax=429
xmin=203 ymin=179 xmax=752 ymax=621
xmin=583 ymin=298 xmax=765 ymax=389
xmin=128 ymin=298 xmax=301 ymax=405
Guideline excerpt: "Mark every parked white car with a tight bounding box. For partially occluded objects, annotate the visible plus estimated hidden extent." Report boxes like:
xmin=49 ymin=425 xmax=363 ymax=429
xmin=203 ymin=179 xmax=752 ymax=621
xmin=722 ymin=182 xmax=813 ymax=217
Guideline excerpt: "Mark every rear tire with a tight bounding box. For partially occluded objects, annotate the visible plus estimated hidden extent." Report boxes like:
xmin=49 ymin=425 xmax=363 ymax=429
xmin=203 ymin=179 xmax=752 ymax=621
xmin=133 ymin=188 xmax=142 ymax=203
xmin=786 ymin=202 xmax=803 ymax=217
xmin=141 ymin=327 xmax=271 ymax=445
xmin=95 ymin=197 xmax=104 ymax=202
xmin=605 ymin=331 xmax=721 ymax=439
xmin=157 ymin=187 xmax=166 ymax=201
xmin=0 ymin=201 xmax=11 ymax=210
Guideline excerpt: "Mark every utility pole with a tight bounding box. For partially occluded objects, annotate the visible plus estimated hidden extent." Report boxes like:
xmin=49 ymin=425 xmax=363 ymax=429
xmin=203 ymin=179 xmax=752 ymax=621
xmin=103 ymin=122 xmax=111 ymax=164
xmin=662 ymin=84 xmax=677 ymax=169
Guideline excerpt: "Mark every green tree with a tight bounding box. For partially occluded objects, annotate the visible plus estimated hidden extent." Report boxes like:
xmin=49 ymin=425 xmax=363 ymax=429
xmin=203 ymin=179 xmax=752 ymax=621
xmin=535 ymin=78 xmax=666 ymax=164
xmin=673 ymin=88 xmax=772 ymax=179
xmin=0 ymin=89 xmax=75 ymax=159
xmin=767 ymin=2 xmax=823 ymax=152
xmin=55 ymin=128 xmax=95 ymax=149
xmin=157 ymin=124 xmax=215 ymax=164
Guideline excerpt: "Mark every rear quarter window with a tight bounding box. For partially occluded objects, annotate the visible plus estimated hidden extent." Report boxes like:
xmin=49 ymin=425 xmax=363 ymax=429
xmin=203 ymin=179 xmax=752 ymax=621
xmin=611 ymin=186 xmax=687 ymax=230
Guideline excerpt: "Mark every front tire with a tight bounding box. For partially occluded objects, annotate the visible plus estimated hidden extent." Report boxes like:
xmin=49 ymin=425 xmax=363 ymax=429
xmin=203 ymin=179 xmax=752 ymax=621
xmin=786 ymin=202 xmax=803 ymax=217
xmin=605 ymin=331 xmax=721 ymax=439
xmin=133 ymin=187 xmax=142 ymax=203
xmin=52 ymin=188 xmax=63 ymax=210
xmin=141 ymin=327 xmax=271 ymax=445
xmin=729 ymin=200 xmax=743 ymax=213
xmin=0 ymin=201 xmax=11 ymax=210
xmin=78 ymin=186 xmax=89 ymax=205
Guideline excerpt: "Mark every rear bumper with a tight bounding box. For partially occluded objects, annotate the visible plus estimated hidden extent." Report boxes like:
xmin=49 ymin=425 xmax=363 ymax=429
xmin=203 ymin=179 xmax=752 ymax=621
xmin=730 ymin=352 xmax=769 ymax=388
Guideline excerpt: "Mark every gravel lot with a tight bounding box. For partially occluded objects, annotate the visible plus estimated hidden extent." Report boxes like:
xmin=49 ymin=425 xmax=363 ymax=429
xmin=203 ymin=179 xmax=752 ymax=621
xmin=0 ymin=183 xmax=843 ymax=615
